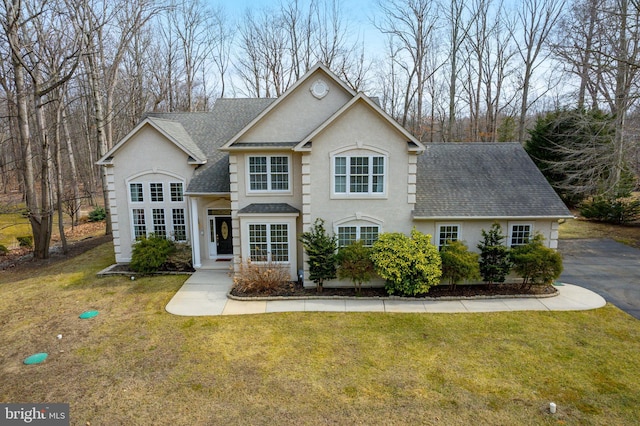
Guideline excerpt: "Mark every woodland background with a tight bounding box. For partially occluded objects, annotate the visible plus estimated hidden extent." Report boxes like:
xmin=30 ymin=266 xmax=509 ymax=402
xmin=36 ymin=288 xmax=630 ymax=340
xmin=0 ymin=0 xmax=638 ymax=258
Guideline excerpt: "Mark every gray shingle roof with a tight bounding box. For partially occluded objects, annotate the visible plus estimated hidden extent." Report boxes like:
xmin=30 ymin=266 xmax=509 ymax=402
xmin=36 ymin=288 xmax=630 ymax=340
xmin=238 ymin=203 xmax=301 ymax=215
xmin=144 ymin=98 xmax=275 ymax=193
xmin=414 ymin=143 xmax=571 ymax=218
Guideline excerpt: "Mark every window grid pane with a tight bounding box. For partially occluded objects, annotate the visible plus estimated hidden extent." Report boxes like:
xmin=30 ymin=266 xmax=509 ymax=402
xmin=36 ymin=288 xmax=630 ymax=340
xmin=249 ymin=157 xmax=268 ymax=191
xmin=372 ymin=157 xmax=384 ymax=193
xmin=270 ymin=224 xmax=289 ymax=262
xmin=132 ymin=208 xmax=146 ymax=239
xmin=152 ymin=208 xmax=166 ymax=237
xmin=150 ymin=183 xmax=164 ymax=202
xmin=337 ymin=226 xmax=357 ymax=247
xmin=172 ymin=209 xmax=187 ymax=241
xmin=270 ymin=156 xmax=289 ymax=191
xmin=335 ymin=157 xmax=347 ymax=193
xmin=439 ymin=225 xmax=459 ymax=248
xmin=360 ymin=226 xmax=379 ymax=247
xmin=130 ymin=183 xmax=143 ymax=202
xmin=350 ymin=157 xmax=369 ymax=193
xmin=511 ymin=225 xmax=531 ymax=246
xmin=170 ymin=183 xmax=183 ymax=202
xmin=249 ymin=224 xmax=268 ymax=261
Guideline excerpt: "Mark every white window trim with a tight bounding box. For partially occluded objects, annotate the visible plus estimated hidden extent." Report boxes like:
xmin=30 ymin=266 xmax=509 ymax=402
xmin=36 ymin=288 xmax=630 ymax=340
xmin=246 ymin=222 xmax=291 ymax=263
xmin=246 ymin=155 xmax=292 ymax=194
xmin=130 ymin=207 xmax=189 ymax=242
xmin=169 ymin=181 xmax=185 ymax=203
xmin=508 ymin=222 xmax=534 ymax=247
xmin=334 ymin=215 xmax=383 ymax=247
xmin=149 ymin=182 xmax=165 ymax=203
xmin=436 ymin=223 xmax=462 ymax=249
xmin=331 ymin=154 xmax=387 ymax=198
xmin=336 ymin=224 xmax=381 ymax=247
xmin=128 ymin=182 xmax=144 ymax=204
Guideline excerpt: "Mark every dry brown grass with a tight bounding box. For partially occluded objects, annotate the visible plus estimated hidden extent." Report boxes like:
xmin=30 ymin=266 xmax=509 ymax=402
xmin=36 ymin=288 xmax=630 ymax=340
xmin=559 ymin=215 xmax=640 ymax=247
xmin=1 ymin=241 xmax=640 ymax=425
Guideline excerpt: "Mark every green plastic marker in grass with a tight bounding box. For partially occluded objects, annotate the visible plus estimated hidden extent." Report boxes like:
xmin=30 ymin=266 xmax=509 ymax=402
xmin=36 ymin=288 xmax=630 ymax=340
xmin=79 ymin=310 xmax=99 ymax=319
xmin=24 ymin=352 xmax=48 ymax=365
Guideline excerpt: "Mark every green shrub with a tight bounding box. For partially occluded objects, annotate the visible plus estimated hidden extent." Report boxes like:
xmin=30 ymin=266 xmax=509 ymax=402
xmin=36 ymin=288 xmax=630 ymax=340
xmin=510 ymin=234 xmax=563 ymax=288
xmin=336 ymin=240 xmax=375 ymax=293
xmin=232 ymin=258 xmax=291 ymax=294
xmin=163 ymin=242 xmax=193 ymax=272
xmin=579 ymin=197 xmax=640 ymax=224
xmin=88 ymin=206 xmax=107 ymax=222
xmin=130 ymin=234 xmax=175 ymax=273
xmin=17 ymin=235 xmax=33 ymax=248
xmin=370 ymin=229 xmax=442 ymax=296
xmin=0 ymin=244 xmax=8 ymax=255
xmin=300 ymin=218 xmax=337 ymax=292
xmin=477 ymin=223 xmax=512 ymax=285
xmin=440 ymin=240 xmax=481 ymax=289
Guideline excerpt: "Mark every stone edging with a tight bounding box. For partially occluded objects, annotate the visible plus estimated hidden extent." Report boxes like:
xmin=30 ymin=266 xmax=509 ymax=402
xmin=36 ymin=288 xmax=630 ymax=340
xmin=96 ymin=263 xmax=193 ymax=277
xmin=227 ymin=287 xmax=559 ymax=302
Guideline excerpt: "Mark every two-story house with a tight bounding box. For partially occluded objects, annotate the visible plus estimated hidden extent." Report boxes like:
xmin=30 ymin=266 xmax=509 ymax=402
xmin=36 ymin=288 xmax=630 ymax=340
xmin=98 ymin=63 xmax=571 ymax=286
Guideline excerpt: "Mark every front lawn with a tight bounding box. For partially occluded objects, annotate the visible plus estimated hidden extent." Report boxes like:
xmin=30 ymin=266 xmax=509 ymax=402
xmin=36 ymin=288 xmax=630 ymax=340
xmin=1 ymin=242 xmax=639 ymax=425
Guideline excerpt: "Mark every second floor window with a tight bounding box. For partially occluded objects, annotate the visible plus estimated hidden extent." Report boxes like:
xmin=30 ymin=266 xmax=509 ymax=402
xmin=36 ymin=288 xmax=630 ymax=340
xmin=248 ymin=156 xmax=289 ymax=192
xmin=334 ymin=156 xmax=385 ymax=195
xmin=150 ymin=183 xmax=164 ymax=202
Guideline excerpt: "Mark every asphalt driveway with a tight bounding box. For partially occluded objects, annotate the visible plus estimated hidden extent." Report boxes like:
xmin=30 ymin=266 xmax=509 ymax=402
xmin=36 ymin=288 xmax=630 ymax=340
xmin=559 ymin=239 xmax=640 ymax=319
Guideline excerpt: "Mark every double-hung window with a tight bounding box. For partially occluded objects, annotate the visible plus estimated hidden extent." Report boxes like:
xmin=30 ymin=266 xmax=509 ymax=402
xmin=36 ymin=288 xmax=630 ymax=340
xmin=172 ymin=209 xmax=187 ymax=242
xmin=132 ymin=209 xmax=147 ymax=239
xmin=248 ymin=156 xmax=289 ymax=192
xmin=334 ymin=155 xmax=385 ymax=195
xmin=248 ymin=223 xmax=289 ymax=262
xmin=337 ymin=225 xmax=379 ymax=247
xmin=438 ymin=224 xmax=460 ymax=249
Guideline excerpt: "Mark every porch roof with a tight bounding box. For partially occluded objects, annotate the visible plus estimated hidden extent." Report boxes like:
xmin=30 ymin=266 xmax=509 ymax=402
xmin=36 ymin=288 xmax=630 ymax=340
xmin=238 ymin=203 xmax=301 ymax=215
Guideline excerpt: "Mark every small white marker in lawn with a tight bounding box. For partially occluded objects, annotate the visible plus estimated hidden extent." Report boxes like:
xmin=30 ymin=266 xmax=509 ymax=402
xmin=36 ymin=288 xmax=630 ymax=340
xmin=550 ymin=402 xmax=557 ymax=414
xmin=57 ymin=334 xmax=62 ymax=339
xmin=131 ymin=276 xmax=135 ymax=280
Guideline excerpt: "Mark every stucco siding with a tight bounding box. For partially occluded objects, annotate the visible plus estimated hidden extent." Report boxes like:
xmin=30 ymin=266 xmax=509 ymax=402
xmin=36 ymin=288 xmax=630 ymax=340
xmin=240 ymin=71 xmax=352 ymax=143
xmin=306 ymin=101 xmax=416 ymax=236
xmin=110 ymin=125 xmax=196 ymax=262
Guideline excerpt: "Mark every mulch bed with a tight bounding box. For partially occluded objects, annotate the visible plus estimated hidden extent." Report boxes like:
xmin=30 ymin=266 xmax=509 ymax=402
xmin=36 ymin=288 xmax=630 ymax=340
xmin=230 ymin=281 xmax=558 ymax=299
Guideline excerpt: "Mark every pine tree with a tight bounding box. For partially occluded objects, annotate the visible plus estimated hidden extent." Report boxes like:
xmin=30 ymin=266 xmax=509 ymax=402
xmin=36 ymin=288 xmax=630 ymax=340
xmin=477 ymin=223 xmax=512 ymax=285
xmin=300 ymin=219 xmax=337 ymax=292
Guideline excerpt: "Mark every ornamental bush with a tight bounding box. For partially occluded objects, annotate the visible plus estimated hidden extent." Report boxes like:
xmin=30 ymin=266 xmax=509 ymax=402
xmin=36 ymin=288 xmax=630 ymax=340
xmin=336 ymin=240 xmax=375 ymax=293
xmin=370 ymin=229 xmax=442 ymax=296
xmin=0 ymin=244 xmax=8 ymax=255
xmin=440 ymin=240 xmax=480 ymax=289
xmin=88 ymin=206 xmax=107 ymax=222
xmin=232 ymin=258 xmax=291 ymax=294
xmin=510 ymin=234 xmax=563 ymax=288
xmin=130 ymin=234 xmax=176 ymax=273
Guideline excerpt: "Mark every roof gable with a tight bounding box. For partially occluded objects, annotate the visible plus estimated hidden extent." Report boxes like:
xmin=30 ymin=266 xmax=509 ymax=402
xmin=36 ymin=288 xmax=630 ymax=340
xmin=97 ymin=117 xmax=207 ymax=165
xmin=294 ymin=93 xmax=425 ymax=153
xmin=222 ymin=63 xmax=357 ymax=150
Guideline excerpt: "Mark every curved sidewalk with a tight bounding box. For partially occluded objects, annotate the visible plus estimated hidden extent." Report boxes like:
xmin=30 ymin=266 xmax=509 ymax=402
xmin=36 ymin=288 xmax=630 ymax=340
xmin=165 ymin=270 xmax=607 ymax=317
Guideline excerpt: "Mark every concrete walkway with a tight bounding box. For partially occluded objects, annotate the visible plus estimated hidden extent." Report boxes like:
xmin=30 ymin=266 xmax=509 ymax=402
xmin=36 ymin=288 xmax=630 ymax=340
xmin=165 ymin=270 xmax=606 ymax=316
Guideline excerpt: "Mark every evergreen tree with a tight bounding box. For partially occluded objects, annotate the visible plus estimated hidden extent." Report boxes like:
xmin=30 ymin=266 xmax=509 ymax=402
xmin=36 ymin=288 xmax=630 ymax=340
xmin=477 ymin=223 xmax=512 ymax=285
xmin=300 ymin=218 xmax=337 ymax=292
